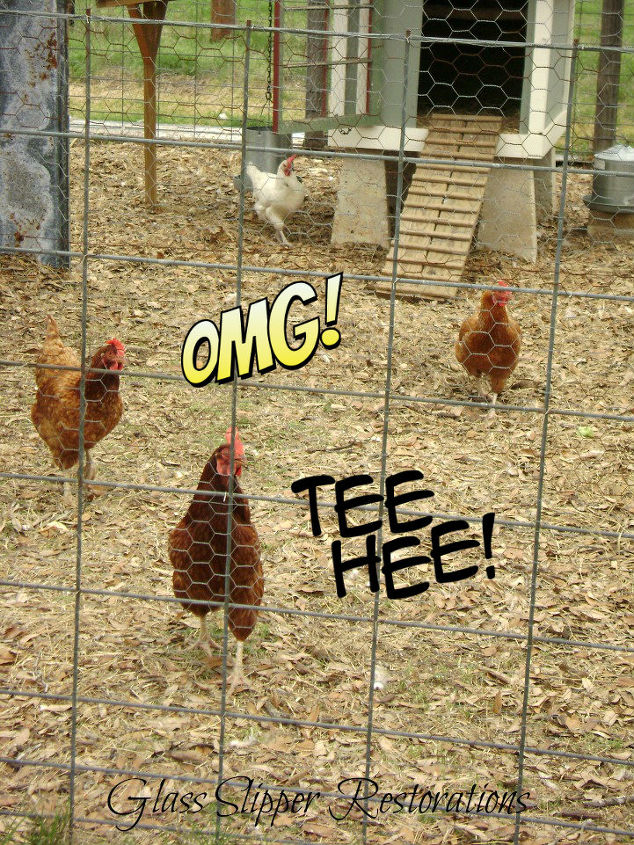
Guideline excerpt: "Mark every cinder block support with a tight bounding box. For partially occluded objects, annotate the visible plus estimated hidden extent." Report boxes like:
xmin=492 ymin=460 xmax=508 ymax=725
xmin=331 ymin=157 xmax=390 ymax=248
xmin=477 ymin=161 xmax=537 ymax=262
xmin=534 ymin=148 xmax=556 ymax=224
xmin=0 ymin=0 xmax=69 ymax=268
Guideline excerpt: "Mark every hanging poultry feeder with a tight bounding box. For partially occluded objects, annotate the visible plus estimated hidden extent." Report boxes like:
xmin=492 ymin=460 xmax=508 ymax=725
xmin=585 ymin=144 xmax=634 ymax=212
xmin=236 ymin=1 xmax=293 ymax=191
xmin=244 ymin=126 xmax=293 ymax=177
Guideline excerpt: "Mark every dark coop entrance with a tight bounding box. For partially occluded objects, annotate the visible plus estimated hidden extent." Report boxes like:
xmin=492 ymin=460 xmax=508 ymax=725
xmin=418 ymin=0 xmax=528 ymax=115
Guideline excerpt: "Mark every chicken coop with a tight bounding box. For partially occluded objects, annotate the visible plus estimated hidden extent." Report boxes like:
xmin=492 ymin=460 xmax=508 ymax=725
xmin=316 ymin=0 xmax=577 ymax=275
xmin=1 ymin=1 xmax=634 ymax=843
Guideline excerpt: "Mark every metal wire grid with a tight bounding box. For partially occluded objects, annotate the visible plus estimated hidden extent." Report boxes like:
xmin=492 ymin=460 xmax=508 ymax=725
xmin=0 ymin=5 xmax=633 ymax=844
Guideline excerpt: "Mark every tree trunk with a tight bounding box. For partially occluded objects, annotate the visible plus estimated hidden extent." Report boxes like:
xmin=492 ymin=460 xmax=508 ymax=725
xmin=211 ymin=0 xmax=235 ymax=41
xmin=593 ymin=0 xmax=624 ymax=152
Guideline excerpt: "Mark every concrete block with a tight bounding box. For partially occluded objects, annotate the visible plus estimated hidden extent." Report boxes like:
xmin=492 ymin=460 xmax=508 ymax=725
xmin=477 ymin=162 xmax=537 ymax=262
xmin=331 ymin=157 xmax=390 ymax=248
xmin=534 ymin=148 xmax=556 ymax=224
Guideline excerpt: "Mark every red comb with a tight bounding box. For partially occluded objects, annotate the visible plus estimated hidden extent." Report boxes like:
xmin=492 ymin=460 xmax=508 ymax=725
xmin=225 ymin=427 xmax=245 ymax=457
xmin=107 ymin=338 xmax=125 ymax=353
xmin=497 ymin=280 xmax=510 ymax=288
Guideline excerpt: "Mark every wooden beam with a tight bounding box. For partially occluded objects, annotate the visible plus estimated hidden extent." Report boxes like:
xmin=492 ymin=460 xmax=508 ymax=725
xmin=126 ymin=0 xmax=168 ymax=209
xmin=593 ymin=0 xmax=625 ymax=152
xmin=97 ymin=0 xmax=170 ymax=206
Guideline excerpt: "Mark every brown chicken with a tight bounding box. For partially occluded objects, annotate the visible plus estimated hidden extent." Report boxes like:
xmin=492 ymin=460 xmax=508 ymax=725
xmin=169 ymin=428 xmax=262 ymax=694
xmin=455 ymin=280 xmax=521 ymax=412
xmin=31 ymin=316 xmax=125 ymax=495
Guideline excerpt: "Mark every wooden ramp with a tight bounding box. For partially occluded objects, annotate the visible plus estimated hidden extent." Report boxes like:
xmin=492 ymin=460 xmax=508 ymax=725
xmin=373 ymin=114 xmax=502 ymax=300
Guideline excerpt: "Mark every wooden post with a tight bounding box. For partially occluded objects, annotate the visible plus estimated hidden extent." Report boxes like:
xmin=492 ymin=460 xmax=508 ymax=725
xmin=96 ymin=0 xmax=170 ymax=207
xmin=304 ymin=0 xmax=328 ymax=149
xmin=211 ymin=0 xmax=235 ymax=41
xmin=593 ymin=0 xmax=624 ymax=153
xmin=126 ymin=1 xmax=167 ymax=209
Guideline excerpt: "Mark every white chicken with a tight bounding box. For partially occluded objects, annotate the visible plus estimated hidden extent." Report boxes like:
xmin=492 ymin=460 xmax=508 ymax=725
xmin=246 ymin=155 xmax=306 ymax=245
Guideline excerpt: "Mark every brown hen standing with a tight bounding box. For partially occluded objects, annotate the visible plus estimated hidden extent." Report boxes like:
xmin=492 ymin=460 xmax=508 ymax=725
xmin=455 ymin=281 xmax=522 ymax=414
xmin=169 ymin=428 xmax=262 ymax=694
xmin=31 ymin=316 xmax=125 ymax=496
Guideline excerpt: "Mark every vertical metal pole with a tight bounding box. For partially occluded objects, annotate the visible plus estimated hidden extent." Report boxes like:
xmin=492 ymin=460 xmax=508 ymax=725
xmin=68 ymin=9 xmax=93 ymax=841
xmin=360 ymin=30 xmax=411 ymax=845
xmin=272 ymin=0 xmax=281 ymax=133
xmin=214 ymin=19 xmax=251 ymax=844
xmin=512 ymin=40 xmax=579 ymax=845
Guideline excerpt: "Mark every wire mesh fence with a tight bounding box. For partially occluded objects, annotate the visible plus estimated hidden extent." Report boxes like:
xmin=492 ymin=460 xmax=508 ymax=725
xmin=0 ymin=0 xmax=633 ymax=843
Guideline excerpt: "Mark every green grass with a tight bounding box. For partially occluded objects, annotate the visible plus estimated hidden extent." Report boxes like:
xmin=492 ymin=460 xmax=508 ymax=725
xmin=0 ymin=810 xmax=70 ymax=845
xmin=70 ymin=0 xmax=308 ymax=126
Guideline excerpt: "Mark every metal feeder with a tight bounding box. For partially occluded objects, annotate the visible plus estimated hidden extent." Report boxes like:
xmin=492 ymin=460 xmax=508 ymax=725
xmin=585 ymin=144 xmax=634 ymax=213
xmin=234 ymin=128 xmax=294 ymax=192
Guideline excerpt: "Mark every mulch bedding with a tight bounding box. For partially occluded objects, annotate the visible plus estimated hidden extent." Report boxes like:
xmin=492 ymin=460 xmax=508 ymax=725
xmin=0 ymin=138 xmax=633 ymax=844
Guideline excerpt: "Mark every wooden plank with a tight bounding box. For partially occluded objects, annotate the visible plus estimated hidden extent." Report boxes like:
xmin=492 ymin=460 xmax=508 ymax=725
xmin=423 ymin=126 xmax=501 ymax=138
xmin=370 ymin=281 xmax=454 ymax=300
xmin=391 ymin=256 xmax=465 ymax=270
xmin=402 ymin=243 xmax=471 ymax=257
xmin=408 ymin=188 xmax=486 ymax=202
xmin=428 ymin=114 xmax=502 ymax=126
xmin=401 ymin=214 xmax=475 ymax=229
xmin=411 ymin=172 xmax=488 ymax=186
xmin=369 ymin=115 xmax=501 ymax=301
xmin=405 ymin=200 xmax=480 ymax=213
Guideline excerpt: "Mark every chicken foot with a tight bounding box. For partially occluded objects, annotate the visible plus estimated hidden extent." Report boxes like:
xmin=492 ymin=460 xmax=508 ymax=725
xmin=50 ymin=462 xmax=74 ymax=506
xmin=473 ymin=378 xmax=497 ymax=417
xmin=227 ymin=640 xmax=245 ymax=695
xmin=83 ymin=450 xmax=110 ymax=499
xmin=197 ymin=618 xmax=247 ymax=694
xmin=198 ymin=615 xmax=220 ymax=655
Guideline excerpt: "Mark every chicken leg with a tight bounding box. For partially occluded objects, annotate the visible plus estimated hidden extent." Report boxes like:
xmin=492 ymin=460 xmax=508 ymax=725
xmin=62 ymin=480 xmax=73 ymax=505
xmin=474 ymin=378 xmax=497 ymax=417
xmin=198 ymin=615 xmax=219 ymax=656
xmin=52 ymin=462 xmax=74 ymax=506
xmin=84 ymin=450 xmax=95 ymax=481
xmin=227 ymin=640 xmax=245 ymax=695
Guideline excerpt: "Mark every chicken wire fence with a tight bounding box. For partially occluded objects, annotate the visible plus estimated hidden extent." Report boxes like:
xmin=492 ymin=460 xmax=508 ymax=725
xmin=0 ymin=0 xmax=633 ymax=843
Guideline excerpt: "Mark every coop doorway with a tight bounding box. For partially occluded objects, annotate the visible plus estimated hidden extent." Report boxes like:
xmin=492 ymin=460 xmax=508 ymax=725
xmin=417 ymin=0 xmax=528 ymax=116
